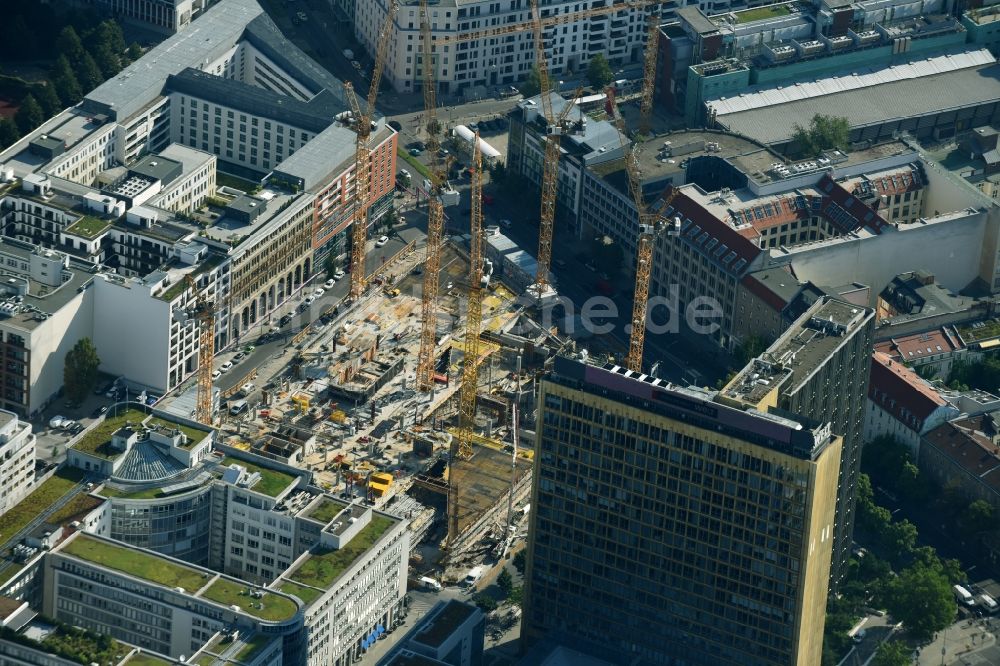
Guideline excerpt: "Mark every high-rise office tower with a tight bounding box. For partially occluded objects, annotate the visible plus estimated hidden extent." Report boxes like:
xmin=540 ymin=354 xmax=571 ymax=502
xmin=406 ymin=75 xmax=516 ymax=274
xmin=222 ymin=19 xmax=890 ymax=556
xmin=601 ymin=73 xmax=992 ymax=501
xmin=719 ymin=297 xmax=875 ymax=584
xmin=523 ymin=355 xmax=843 ymax=665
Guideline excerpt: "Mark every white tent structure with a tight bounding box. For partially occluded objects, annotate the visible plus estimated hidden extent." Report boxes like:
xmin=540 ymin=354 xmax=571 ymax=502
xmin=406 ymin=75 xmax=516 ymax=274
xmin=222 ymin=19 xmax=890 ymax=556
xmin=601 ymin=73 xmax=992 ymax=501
xmin=452 ymin=125 xmax=502 ymax=163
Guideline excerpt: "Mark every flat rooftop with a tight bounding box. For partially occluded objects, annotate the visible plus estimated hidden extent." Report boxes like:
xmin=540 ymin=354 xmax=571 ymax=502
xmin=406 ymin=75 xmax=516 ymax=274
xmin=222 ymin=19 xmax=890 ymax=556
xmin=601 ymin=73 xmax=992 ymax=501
xmin=220 ymin=456 xmax=298 ymax=497
xmin=73 ymin=407 xmax=150 ymax=460
xmin=722 ymin=297 xmax=872 ymax=405
xmin=60 ymin=534 xmax=299 ymax=622
xmin=199 ymin=187 xmax=302 ymax=246
xmin=81 ymin=0 xmax=265 ymax=121
xmin=715 ymin=54 xmax=1000 ymax=145
xmin=413 ymin=600 xmax=477 ymax=648
xmin=286 ymin=513 xmax=397 ymax=590
xmin=0 ymin=110 xmax=108 ymax=179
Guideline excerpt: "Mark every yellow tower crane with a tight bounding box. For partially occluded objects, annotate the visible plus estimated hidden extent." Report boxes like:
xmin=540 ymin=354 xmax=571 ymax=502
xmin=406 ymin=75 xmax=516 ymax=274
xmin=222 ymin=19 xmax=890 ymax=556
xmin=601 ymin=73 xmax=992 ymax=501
xmin=639 ymin=14 xmax=661 ymax=136
xmin=605 ymin=87 xmax=679 ymax=373
xmin=345 ymin=1 xmax=399 ymax=300
xmin=447 ymin=133 xmax=485 ymax=546
xmin=416 ymin=0 xmax=449 ymax=392
xmin=526 ymin=0 xmax=585 ymax=297
xmin=185 ymin=275 xmax=215 ymax=426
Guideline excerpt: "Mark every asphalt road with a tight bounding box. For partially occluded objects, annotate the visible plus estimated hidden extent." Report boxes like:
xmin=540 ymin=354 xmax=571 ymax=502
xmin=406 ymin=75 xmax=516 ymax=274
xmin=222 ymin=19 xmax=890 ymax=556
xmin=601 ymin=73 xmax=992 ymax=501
xmin=215 ymin=224 xmax=426 ymax=393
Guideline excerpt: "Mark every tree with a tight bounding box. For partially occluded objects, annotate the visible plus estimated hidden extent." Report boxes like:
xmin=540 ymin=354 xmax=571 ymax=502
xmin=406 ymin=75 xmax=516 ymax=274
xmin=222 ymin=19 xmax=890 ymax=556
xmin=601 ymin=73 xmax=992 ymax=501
xmin=52 ymin=55 xmax=83 ymax=106
xmin=521 ymin=66 xmax=542 ymax=98
xmin=56 ymin=25 xmax=84 ymax=60
xmin=0 ymin=119 xmax=20 ymax=150
xmin=15 ymin=95 xmax=44 ymax=136
xmin=513 ymin=549 xmax=526 ymax=574
xmin=872 ymin=640 xmax=911 ymax=666
xmin=0 ymin=16 xmax=37 ymax=60
xmin=497 ymin=568 xmax=514 ymax=598
xmin=734 ymin=335 xmax=767 ymax=367
xmin=882 ymin=518 xmax=918 ymax=562
xmin=75 ymin=52 xmax=105 ymax=93
xmin=63 ymin=338 xmax=100 ymax=405
xmin=126 ymin=42 xmax=143 ymax=63
xmin=959 ymin=499 xmax=996 ymax=537
xmin=33 ymin=83 xmax=62 ymax=118
xmin=93 ymin=43 xmax=121 ymax=80
xmin=587 ymin=54 xmax=613 ymax=89
xmin=884 ymin=563 xmax=956 ymax=641
xmin=790 ymin=114 xmax=851 ymax=157
xmin=473 ymin=593 xmax=497 ymax=612
xmin=509 ymin=585 xmax=524 ymax=607
xmin=101 ymin=20 xmax=127 ymax=57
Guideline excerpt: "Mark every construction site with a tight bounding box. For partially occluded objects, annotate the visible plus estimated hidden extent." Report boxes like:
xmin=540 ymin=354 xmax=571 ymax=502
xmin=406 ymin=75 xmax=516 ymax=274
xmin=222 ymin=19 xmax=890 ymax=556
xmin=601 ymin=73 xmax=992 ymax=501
xmin=160 ymin=0 xmax=667 ymax=582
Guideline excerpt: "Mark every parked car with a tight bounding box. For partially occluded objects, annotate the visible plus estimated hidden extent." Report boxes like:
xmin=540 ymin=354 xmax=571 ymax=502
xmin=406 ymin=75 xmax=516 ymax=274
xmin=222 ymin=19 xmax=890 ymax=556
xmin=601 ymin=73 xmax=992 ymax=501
xmin=91 ymin=405 xmax=108 ymax=418
xmin=212 ymin=369 xmax=222 ymax=380
xmin=304 ymin=295 xmax=315 ymax=306
xmin=240 ymin=382 xmax=255 ymax=395
xmin=60 ymin=419 xmax=77 ymax=431
xmin=234 ymin=351 xmax=246 ymax=362
xmin=333 ymin=269 xmax=346 ymax=280
xmin=49 ymin=416 xmax=66 ymax=429
xmin=244 ymin=345 xmax=255 ymax=354
xmin=219 ymin=361 xmax=234 ymax=373
xmin=313 ymin=288 xmax=325 ymax=298
xmin=407 ymin=141 xmax=426 ymax=151
xmin=409 ymin=147 xmax=422 ymax=156
xmin=280 ymin=314 xmax=293 ymax=326
xmin=375 ymin=235 xmax=389 ymax=247
xmin=325 ymin=278 xmax=336 ymax=289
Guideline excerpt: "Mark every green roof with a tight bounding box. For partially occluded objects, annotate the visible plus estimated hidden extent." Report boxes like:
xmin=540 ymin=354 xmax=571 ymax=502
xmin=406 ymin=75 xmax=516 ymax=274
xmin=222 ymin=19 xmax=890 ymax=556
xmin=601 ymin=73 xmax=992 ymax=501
xmin=62 ymin=534 xmax=210 ymax=592
xmin=220 ymin=457 xmax=296 ymax=497
xmin=278 ymin=580 xmax=324 ymax=606
xmin=288 ymin=515 xmax=395 ymax=589
xmin=65 ymin=215 xmax=112 ymax=239
xmin=233 ymin=634 xmax=273 ymax=663
xmin=125 ymin=653 xmax=175 ymax=666
xmin=73 ymin=407 xmax=148 ymax=459
xmin=100 ymin=485 xmax=171 ymax=500
xmin=0 ymin=467 xmax=86 ymax=541
xmin=157 ymin=279 xmax=188 ymax=302
xmin=201 ymin=578 xmax=298 ymax=622
xmin=734 ymin=4 xmax=792 ymax=22
xmin=147 ymin=417 xmax=210 ymax=448
xmin=306 ymin=497 xmax=344 ymax=524
xmin=48 ymin=493 xmax=104 ymax=525
xmin=958 ymin=318 xmax=1000 ymax=343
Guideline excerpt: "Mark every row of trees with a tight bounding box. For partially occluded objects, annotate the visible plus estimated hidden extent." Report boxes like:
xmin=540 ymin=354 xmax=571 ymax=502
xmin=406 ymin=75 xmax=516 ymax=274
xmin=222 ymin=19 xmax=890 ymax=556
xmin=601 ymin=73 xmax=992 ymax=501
xmin=518 ymin=53 xmax=615 ymax=99
xmin=949 ymin=356 xmax=1000 ymax=394
xmin=0 ymin=22 xmax=141 ymax=150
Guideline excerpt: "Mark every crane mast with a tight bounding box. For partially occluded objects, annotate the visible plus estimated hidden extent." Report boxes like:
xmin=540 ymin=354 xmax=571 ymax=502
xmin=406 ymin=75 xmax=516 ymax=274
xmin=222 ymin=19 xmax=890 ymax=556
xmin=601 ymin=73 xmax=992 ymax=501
xmin=185 ymin=275 xmax=215 ymax=426
xmin=347 ymin=1 xmax=398 ymax=300
xmin=639 ymin=14 xmax=660 ymax=136
xmin=527 ymin=0 xmax=584 ymax=294
xmin=605 ymin=87 xmax=677 ymax=372
xmin=416 ymin=0 xmax=448 ymax=392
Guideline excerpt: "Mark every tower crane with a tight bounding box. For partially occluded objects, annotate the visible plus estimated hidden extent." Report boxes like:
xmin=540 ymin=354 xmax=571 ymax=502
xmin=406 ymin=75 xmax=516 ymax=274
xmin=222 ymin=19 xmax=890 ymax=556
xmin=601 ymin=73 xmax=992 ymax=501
xmin=345 ymin=1 xmax=399 ymax=300
xmin=605 ymin=87 xmax=678 ymax=373
xmin=185 ymin=275 xmax=215 ymax=426
xmin=527 ymin=0 xmax=587 ymax=297
xmin=447 ymin=133 xmax=485 ymax=546
xmin=415 ymin=0 xmax=448 ymax=392
xmin=639 ymin=13 xmax=660 ymax=136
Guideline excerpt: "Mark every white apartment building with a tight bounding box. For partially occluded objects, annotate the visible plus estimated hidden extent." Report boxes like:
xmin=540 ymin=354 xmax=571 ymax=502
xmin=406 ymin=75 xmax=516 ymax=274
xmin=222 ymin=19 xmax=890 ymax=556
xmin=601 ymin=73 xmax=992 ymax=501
xmin=0 ymin=410 xmax=35 ymax=515
xmin=357 ymin=0 xmax=672 ymax=95
xmin=78 ymin=0 xmax=204 ymax=33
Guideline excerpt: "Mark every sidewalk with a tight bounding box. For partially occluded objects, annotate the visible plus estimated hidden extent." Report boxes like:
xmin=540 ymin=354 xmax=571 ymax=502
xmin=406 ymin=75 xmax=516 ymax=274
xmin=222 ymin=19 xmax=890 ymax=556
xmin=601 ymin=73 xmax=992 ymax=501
xmin=917 ymin=618 xmax=997 ymax=665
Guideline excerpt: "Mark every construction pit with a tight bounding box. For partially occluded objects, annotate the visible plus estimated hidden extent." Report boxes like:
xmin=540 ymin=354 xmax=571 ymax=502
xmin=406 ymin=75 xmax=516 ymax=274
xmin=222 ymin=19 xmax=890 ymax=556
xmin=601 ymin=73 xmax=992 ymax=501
xmin=216 ymin=239 xmax=558 ymax=564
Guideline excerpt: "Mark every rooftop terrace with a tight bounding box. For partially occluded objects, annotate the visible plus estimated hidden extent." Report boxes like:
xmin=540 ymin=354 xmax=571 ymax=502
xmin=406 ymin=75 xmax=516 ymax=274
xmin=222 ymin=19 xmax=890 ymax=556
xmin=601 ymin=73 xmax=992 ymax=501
xmin=200 ymin=577 xmax=298 ymax=622
xmin=288 ymin=514 xmax=395 ymax=589
xmin=73 ymin=407 xmax=149 ymax=459
xmin=64 ymin=215 xmax=112 ymax=239
xmin=732 ymin=3 xmax=792 ymax=23
xmin=220 ymin=456 xmax=297 ymax=497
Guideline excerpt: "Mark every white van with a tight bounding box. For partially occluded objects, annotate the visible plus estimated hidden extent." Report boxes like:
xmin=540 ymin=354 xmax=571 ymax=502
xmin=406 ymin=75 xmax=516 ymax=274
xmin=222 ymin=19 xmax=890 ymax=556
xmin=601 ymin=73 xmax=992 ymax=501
xmin=980 ymin=594 xmax=998 ymax=613
xmin=463 ymin=566 xmax=483 ymax=587
xmin=954 ymin=585 xmax=976 ymax=606
xmin=229 ymin=399 xmax=249 ymax=416
xmin=418 ymin=576 xmax=442 ymax=592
